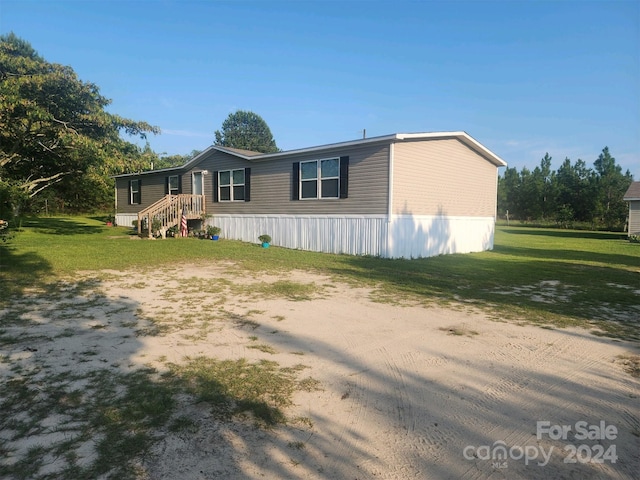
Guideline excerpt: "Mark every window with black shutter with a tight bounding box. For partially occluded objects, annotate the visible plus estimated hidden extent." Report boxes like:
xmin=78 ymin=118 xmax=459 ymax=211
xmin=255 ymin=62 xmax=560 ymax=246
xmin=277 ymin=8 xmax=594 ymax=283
xmin=293 ymin=156 xmax=348 ymax=200
xmin=216 ymin=168 xmax=250 ymax=201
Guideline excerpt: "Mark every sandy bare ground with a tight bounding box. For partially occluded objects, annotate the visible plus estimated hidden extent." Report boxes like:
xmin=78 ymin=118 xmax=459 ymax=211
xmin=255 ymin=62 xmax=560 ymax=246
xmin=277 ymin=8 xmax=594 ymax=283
xmin=1 ymin=264 xmax=639 ymax=479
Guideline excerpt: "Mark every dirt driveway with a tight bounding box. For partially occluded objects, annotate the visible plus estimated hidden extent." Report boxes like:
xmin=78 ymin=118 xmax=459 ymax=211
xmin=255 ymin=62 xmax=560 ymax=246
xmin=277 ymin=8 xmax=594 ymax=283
xmin=1 ymin=265 xmax=638 ymax=479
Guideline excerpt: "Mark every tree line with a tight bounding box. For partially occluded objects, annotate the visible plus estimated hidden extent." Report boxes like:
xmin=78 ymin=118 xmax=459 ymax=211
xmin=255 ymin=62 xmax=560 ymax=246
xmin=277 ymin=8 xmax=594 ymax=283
xmin=498 ymin=148 xmax=633 ymax=231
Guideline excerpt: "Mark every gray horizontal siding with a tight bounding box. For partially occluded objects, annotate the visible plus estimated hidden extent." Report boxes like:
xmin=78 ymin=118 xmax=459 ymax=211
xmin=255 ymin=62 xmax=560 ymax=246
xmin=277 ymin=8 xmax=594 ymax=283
xmin=182 ymin=143 xmax=390 ymax=216
xmin=115 ymin=174 xmax=166 ymax=214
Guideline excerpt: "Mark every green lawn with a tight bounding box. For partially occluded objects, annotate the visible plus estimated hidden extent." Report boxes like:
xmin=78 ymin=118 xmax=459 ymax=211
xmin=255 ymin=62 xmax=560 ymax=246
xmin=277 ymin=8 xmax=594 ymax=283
xmin=2 ymin=216 xmax=639 ymax=340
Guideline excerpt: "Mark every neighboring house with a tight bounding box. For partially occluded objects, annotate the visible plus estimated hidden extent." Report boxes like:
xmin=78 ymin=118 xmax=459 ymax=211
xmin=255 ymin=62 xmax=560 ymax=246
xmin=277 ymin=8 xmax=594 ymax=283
xmin=114 ymin=132 xmax=507 ymax=258
xmin=623 ymin=181 xmax=640 ymax=235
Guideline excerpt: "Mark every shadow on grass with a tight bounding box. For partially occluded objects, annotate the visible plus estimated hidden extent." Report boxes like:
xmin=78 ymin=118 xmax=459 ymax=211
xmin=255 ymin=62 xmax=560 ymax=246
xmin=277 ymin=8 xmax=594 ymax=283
xmin=494 ymin=244 xmax=640 ymax=269
xmin=0 ymin=242 xmax=53 ymax=300
xmin=22 ymin=216 xmax=104 ymax=236
xmin=501 ymin=228 xmax=628 ymax=241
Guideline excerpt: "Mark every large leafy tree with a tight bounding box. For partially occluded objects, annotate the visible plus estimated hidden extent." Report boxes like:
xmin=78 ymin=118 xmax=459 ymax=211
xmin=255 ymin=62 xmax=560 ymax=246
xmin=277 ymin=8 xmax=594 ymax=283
xmin=153 ymin=149 xmax=201 ymax=170
xmin=214 ymin=110 xmax=279 ymax=153
xmin=0 ymin=33 xmax=158 ymax=215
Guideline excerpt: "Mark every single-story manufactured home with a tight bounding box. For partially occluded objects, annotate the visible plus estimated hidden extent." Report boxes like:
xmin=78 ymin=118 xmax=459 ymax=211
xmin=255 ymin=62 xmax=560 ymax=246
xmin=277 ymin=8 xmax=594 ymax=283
xmin=114 ymin=131 xmax=507 ymax=258
xmin=623 ymin=181 xmax=640 ymax=236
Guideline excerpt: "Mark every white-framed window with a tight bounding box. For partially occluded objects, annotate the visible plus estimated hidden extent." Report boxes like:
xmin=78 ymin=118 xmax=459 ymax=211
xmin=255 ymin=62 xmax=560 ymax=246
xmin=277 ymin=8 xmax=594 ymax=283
xmin=168 ymin=175 xmax=179 ymax=195
xmin=130 ymin=179 xmax=140 ymax=204
xmin=192 ymin=171 xmax=203 ymax=195
xmin=219 ymin=169 xmax=245 ymax=201
xmin=300 ymin=158 xmax=339 ymax=199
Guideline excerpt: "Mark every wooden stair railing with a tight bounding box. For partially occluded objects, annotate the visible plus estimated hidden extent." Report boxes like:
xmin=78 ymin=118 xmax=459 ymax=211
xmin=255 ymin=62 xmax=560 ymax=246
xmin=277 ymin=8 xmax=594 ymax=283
xmin=137 ymin=194 xmax=205 ymax=238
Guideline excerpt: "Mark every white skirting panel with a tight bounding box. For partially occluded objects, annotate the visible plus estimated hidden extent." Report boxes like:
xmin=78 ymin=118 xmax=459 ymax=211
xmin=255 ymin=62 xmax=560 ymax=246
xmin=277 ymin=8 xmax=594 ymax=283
xmin=387 ymin=215 xmax=495 ymax=258
xmin=115 ymin=213 xmax=138 ymax=228
xmin=210 ymin=215 xmax=388 ymax=256
xmin=209 ymin=214 xmax=495 ymax=259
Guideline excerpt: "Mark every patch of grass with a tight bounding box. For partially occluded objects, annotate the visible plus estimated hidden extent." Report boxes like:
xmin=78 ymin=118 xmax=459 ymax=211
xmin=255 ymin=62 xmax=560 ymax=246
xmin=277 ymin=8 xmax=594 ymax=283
xmin=439 ymin=325 xmax=479 ymax=337
xmin=167 ymin=415 xmax=199 ymax=433
xmin=247 ymin=344 xmax=277 ymax=354
xmin=287 ymin=441 xmax=306 ymax=450
xmin=290 ymin=416 xmax=314 ymax=429
xmin=0 ymin=367 xmax=177 ymax=480
xmin=167 ymin=356 xmax=303 ymax=427
xmin=617 ymin=354 xmax=640 ymax=378
xmin=298 ymin=376 xmax=322 ymax=392
xmin=250 ymin=280 xmax=318 ymax=301
xmin=87 ymin=368 xmax=176 ymax=477
xmin=234 ymin=318 xmax=260 ymax=330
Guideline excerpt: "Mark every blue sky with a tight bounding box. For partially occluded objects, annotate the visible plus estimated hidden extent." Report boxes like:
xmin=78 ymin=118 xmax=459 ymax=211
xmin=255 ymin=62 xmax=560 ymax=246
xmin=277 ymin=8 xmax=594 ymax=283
xmin=1 ymin=0 xmax=638 ymax=177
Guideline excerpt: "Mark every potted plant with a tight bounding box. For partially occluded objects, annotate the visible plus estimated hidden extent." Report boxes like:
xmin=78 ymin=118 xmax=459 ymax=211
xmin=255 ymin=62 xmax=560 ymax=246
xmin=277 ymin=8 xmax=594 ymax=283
xmin=167 ymin=225 xmax=179 ymax=237
xmin=207 ymin=225 xmax=221 ymax=240
xmin=258 ymin=234 xmax=271 ymax=248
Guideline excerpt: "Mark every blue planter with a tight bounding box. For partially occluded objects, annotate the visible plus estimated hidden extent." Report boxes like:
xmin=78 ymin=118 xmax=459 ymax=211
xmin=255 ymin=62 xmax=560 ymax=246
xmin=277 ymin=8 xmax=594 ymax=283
xmin=262 ymin=242 xmax=270 ymax=248
xmin=211 ymin=235 xmax=219 ymax=241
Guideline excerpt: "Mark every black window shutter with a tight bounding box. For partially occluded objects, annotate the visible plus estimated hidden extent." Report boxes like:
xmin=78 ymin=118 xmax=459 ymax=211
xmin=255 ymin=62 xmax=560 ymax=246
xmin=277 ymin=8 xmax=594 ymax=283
xmin=339 ymin=156 xmax=349 ymax=199
xmin=213 ymin=171 xmax=219 ymax=202
xmin=138 ymin=178 xmax=142 ymax=203
xmin=244 ymin=168 xmax=251 ymax=202
xmin=178 ymin=175 xmax=182 ymax=194
xmin=164 ymin=177 xmax=169 ymax=194
xmin=292 ymin=162 xmax=300 ymax=200
xmin=128 ymin=180 xmax=132 ymax=204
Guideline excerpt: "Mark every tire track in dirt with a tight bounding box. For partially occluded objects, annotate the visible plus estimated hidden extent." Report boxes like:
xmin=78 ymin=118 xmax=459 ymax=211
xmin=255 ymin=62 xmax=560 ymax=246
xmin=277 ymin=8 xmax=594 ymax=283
xmin=316 ymin=332 xmax=377 ymax=477
xmin=320 ymin=330 xmax=435 ymax=479
xmin=465 ymin=334 xmax=599 ymax=414
xmin=368 ymin=346 xmax=457 ymax=479
xmin=452 ymin=334 xmax=639 ymax=480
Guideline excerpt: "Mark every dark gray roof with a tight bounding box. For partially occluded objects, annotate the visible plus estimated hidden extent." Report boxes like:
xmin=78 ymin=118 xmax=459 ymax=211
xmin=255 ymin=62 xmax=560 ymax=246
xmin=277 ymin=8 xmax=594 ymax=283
xmin=623 ymin=181 xmax=640 ymax=200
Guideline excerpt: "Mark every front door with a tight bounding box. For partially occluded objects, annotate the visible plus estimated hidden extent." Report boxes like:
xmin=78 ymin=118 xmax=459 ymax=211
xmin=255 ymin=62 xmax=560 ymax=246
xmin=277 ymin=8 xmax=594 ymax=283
xmin=192 ymin=172 xmax=203 ymax=195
